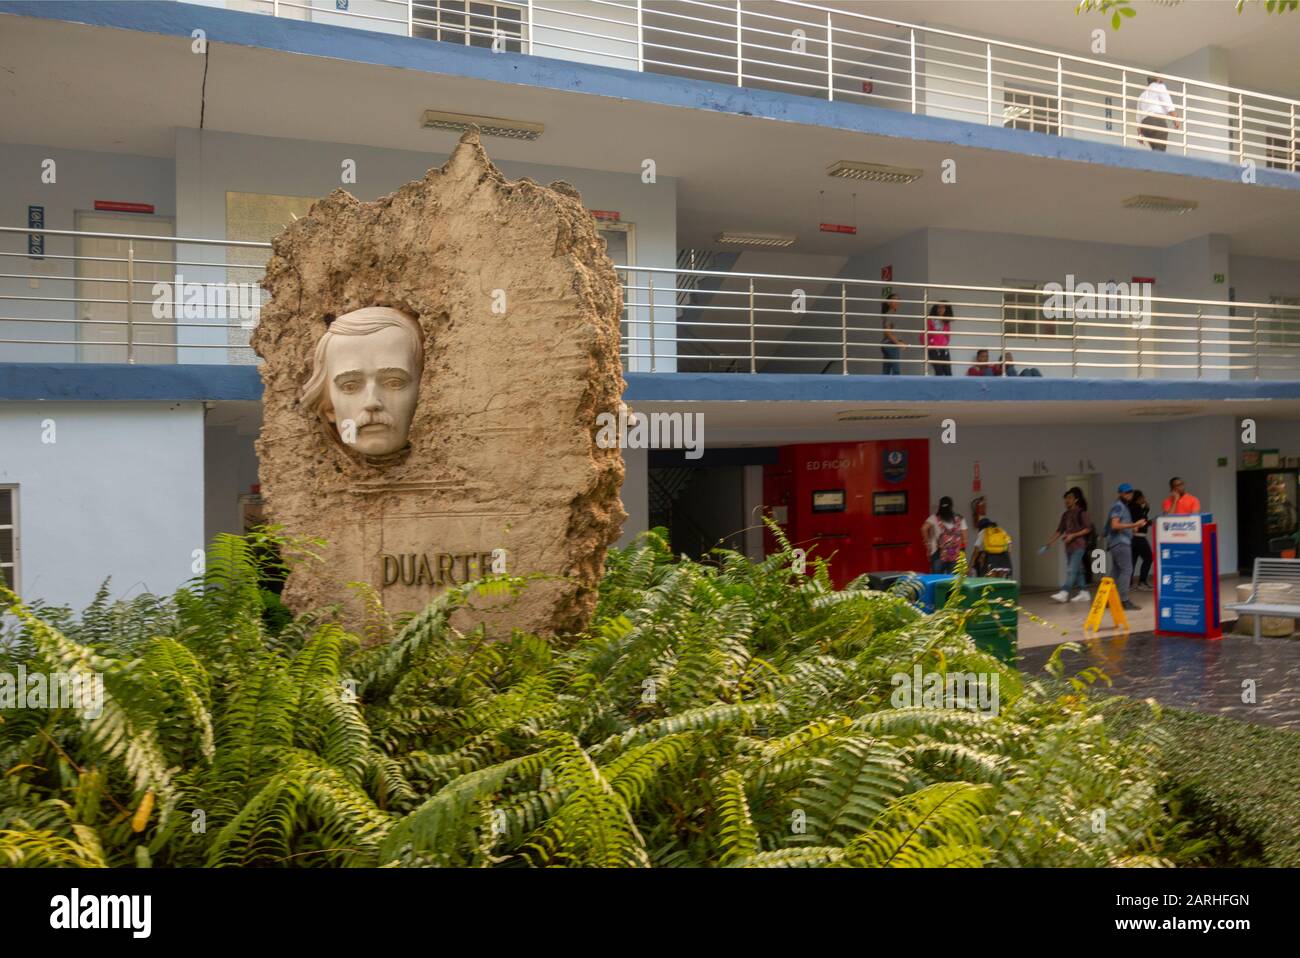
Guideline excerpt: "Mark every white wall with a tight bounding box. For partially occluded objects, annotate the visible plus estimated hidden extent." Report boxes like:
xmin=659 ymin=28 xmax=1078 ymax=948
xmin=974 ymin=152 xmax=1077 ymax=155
xmin=0 ymin=402 xmax=206 ymax=610
xmin=0 ymin=143 xmax=176 ymax=364
xmin=1228 ymin=253 xmax=1300 ymax=381
xmin=173 ymin=127 xmax=677 ymax=368
xmin=1156 ymin=233 xmax=1231 ymax=380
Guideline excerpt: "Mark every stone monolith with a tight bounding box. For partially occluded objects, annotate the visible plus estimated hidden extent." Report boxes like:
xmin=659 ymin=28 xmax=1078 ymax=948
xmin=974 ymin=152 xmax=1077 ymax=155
xmin=252 ymin=130 xmax=626 ymax=636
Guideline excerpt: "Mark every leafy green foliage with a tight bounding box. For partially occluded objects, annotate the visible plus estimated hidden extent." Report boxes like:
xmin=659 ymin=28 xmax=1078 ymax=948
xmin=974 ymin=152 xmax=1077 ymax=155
xmin=1078 ymin=0 xmax=1296 ymax=31
xmin=1075 ymin=0 xmax=1136 ymax=31
xmin=1 ymin=528 xmax=1185 ymax=867
xmin=1107 ymin=701 xmax=1300 ymax=867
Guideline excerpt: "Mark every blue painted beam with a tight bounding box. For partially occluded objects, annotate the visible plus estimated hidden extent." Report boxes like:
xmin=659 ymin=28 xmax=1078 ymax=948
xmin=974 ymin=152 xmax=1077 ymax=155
xmin=3 ymin=364 xmax=1298 ymax=404
xmin=4 ymin=1 xmax=1297 ymax=191
xmin=623 ymin=372 xmax=1300 ymax=403
xmin=0 ymin=363 xmax=263 ymax=401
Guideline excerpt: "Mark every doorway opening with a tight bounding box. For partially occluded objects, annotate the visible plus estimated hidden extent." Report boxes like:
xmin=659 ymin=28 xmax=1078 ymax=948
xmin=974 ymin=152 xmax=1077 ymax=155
xmin=1018 ymin=473 xmax=1100 ymax=592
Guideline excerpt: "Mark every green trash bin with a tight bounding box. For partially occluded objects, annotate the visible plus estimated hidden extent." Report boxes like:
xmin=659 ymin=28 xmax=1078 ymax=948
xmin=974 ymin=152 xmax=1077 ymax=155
xmin=932 ymin=577 xmax=1019 ymax=664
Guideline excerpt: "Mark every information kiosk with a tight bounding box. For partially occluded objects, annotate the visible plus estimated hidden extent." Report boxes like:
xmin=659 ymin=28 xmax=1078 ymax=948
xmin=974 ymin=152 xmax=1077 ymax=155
xmin=1154 ymin=513 xmax=1222 ymax=639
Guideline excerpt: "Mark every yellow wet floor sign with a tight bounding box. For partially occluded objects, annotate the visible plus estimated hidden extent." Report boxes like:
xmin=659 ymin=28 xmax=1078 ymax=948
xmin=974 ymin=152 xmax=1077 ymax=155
xmin=1083 ymin=576 xmax=1129 ymax=633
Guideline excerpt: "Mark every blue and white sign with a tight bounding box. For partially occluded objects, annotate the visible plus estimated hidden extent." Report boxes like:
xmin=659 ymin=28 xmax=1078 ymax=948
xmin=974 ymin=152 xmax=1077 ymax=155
xmin=1155 ymin=514 xmax=1218 ymax=637
xmin=1156 ymin=514 xmax=1202 ymax=545
xmin=27 ymin=205 xmax=44 ymax=259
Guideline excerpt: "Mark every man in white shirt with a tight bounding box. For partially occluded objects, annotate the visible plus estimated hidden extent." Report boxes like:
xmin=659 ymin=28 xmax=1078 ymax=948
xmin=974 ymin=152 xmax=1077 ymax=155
xmin=1136 ymin=76 xmax=1180 ymax=153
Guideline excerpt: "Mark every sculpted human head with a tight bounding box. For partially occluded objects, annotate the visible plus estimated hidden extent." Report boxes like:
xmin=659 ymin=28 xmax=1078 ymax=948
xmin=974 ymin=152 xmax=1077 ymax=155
xmin=300 ymin=306 xmax=423 ymax=457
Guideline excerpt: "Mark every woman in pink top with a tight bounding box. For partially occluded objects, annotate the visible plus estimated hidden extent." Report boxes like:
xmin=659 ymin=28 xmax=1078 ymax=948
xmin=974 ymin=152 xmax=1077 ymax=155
xmin=926 ymin=302 xmax=953 ymax=376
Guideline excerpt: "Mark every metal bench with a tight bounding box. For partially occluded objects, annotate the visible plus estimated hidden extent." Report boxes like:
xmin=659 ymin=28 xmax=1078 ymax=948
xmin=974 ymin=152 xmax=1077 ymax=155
xmin=1224 ymin=558 xmax=1300 ymax=639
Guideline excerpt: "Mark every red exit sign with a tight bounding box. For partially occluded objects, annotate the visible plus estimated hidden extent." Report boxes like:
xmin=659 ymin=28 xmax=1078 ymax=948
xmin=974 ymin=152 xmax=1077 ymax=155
xmin=819 ymin=223 xmax=857 ymax=235
xmin=94 ymin=200 xmax=155 ymax=214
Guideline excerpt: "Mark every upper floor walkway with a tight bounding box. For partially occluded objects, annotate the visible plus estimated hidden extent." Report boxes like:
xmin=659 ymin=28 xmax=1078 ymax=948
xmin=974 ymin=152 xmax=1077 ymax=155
xmin=3 ymin=224 xmax=1297 ymax=382
xmin=164 ymin=0 xmax=1300 ymax=173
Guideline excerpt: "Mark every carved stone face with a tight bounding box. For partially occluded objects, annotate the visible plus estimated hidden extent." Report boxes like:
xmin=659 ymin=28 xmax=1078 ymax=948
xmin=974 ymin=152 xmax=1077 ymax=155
xmin=304 ymin=307 xmax=423 ymax=458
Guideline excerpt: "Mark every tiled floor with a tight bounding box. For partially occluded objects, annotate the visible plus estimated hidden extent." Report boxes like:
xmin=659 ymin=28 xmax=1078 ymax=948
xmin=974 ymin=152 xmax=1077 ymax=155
xmin=1015 ymin=576 xmax=1252 ymax=649
xmin=1010 ymin=574 xmax=1300 ymax=728
xmin=1017 ymin=630 xmax=1300 ymax=730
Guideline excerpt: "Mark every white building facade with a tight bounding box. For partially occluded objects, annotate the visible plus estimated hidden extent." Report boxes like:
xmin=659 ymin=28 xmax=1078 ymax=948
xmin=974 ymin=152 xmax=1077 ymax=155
xmin=1 ymin=0 xmax=1298 ymax=609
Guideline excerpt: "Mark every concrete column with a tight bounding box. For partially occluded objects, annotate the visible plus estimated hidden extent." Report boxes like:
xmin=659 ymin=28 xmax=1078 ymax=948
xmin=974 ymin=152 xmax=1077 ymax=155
xmin=616 ymin=446 xmax=649 ymax=547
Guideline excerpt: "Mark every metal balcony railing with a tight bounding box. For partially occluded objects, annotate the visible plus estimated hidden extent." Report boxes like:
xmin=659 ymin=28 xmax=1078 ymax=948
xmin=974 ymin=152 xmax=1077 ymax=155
xmin=3 ymin=225 xmax=1299 ymax=380
xmin=627 ymin=265 xmax=1300 ymax=378
xmin=188 ymin=0 xmax=1300 ymax=171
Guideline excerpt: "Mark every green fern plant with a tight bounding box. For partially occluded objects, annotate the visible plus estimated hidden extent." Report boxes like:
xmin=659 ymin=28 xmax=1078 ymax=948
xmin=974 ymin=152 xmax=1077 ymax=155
xmin=1 ymin=528 xmax=1183 ymax=867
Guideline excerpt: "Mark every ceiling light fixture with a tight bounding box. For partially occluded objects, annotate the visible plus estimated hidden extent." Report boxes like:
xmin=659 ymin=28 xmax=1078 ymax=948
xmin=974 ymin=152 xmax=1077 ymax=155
xmin=716 ymin=231 xmax=797 ymax=248
xmin=836 ymin=408 xmax=929 ymax=422
xmin=1126 ymin=405 xmax=1204 ymax=417
xmin=1122 ymin=194 xmax=1198 ymax=214
xmin=826 ymin=161 xmax=923 ymax=184
xmin=421 ymin=110 xmax=544 ymax=141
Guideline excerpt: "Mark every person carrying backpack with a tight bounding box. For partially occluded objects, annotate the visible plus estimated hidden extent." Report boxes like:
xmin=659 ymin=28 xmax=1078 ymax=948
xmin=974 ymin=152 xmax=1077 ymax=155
xmin=922 ymin=496 xmax=968 ymax=574
xmin=973 ymin=517 xmax=1013 ymax=578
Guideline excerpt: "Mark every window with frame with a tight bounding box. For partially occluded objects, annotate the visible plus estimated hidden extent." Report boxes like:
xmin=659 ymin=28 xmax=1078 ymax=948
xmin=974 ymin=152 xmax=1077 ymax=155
xmin=0 ymin=487 xmax=16 ymax=593
xmin=1262 ymin=295 xmax=1300 ymax=347
xmin=1002 ymin=87 xmax=1060 ymax=136
xmin=412 ymin=1 xmax=526 ymax=52
xmin=1002 ymin=281 xmax=1055 ymax=338
xmin=1266 ymin=134 xmax=1296 ymax=172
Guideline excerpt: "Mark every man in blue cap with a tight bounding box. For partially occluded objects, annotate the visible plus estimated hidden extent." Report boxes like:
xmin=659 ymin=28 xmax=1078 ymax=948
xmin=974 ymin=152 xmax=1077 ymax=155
xmin=1107 ymin=483 xmax=1148 ymax=610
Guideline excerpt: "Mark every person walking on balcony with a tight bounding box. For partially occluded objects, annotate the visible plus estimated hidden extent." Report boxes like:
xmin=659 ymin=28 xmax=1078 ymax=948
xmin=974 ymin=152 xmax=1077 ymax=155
xmin=881 ymin=293 xmax=904 ymax=375
xmin=1162 ymin=476 xmax=1202 ymax=515
xmin=1107 ymin=483 xmax=1147 ymax=610
xmin=922 ymin=496 xmax=967 ymax=574
xmin=1044 ymin=486 xmax=1093 ymax=603
xmin=925 ymin=302 xmax=954 ymax=375
xmin=1136 ymin=76 xmax=1180 ymax=153
xmin=1129 ymin=489 xmax=1154 ymax=591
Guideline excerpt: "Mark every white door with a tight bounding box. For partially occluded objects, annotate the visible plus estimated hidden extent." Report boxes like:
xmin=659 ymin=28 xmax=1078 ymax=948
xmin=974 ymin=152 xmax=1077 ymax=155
xmin=76 ymin=213 xmax=175 ymax=363
xmin=1018 ymin=476 xmax=1062 ymax=590
xmin=1019 ymin=473 xmax=1101 ymax=590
